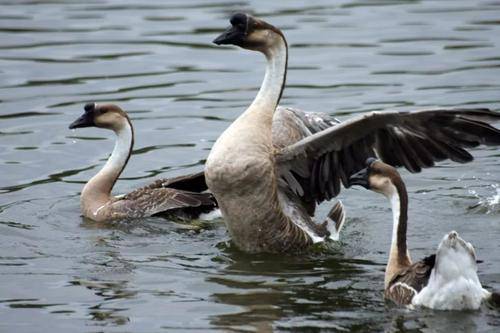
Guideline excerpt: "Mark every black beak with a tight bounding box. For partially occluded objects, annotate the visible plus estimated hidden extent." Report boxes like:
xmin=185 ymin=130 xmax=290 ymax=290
xmin=69 ymin=113 xmax=94 ymax=129
xmin=213 ymin=25 xmax=244 ymax=45
xmin=348 ymin=167 xmax=370 ymax=189
xmin=69 ymin=103 xmax=95 ymax=129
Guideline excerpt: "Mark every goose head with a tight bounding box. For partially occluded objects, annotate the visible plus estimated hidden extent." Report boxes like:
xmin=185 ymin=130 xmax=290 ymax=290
xmin=69 ymin=103 xmax=130 ymax=132
xmin=213 ymin=13 xmax=285 ymax=53
xmin=348 ymin=158 xmax=403 ymax=198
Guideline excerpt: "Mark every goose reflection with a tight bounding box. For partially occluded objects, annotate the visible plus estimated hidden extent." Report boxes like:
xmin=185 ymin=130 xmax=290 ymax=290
xmin=72 ymin=224 xmax=138 ymax=327
xmin=207 ymin=246 xmax=375 ymax=331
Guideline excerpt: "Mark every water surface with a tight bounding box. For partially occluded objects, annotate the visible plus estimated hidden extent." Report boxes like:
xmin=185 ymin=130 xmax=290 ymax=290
xmin=1 ymin=0 xmax=499 ymax=332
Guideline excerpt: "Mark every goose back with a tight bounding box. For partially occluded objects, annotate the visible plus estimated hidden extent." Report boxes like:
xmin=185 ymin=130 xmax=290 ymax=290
xmin=385 ymin=255 xmax=435 ymax=305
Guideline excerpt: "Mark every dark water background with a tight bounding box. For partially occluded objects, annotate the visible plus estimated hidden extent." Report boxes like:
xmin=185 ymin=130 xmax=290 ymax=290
xmin=0 ymin=0 xmax=499 ymax=332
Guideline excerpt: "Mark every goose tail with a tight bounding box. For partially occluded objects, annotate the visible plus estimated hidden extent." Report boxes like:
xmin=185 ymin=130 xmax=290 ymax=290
xmin=324 ymin=200 xmax=346 ymax=241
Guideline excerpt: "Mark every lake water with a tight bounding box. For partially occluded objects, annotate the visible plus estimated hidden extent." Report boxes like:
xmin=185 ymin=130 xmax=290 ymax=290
xmin=0 ymin=0 xmax=499 ymax=332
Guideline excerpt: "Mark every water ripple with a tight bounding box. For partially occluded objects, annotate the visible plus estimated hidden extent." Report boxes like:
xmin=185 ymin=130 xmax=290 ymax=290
xmin=0 ymin=1 xmax=499 ymax=332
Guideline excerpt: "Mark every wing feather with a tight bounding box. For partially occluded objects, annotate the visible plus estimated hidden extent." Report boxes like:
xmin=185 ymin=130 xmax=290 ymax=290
xmin=277 ymin=108 xmax=500 ymax=203
xmin=139 ymin=171 xmax=208 ymax=192
xmin=386 ymin=255 xmax=436 ymax=305
xmin=120 ymin=188 xmax=216 ymax=218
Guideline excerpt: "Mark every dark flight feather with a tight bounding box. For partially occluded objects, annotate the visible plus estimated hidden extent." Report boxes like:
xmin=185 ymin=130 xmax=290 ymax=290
xmin=277 ymin=108 xmax=500 ymax=205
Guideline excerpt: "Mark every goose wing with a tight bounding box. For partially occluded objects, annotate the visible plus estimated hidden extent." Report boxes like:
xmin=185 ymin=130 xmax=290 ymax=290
xmin=119 ymin=188 xmax=216 ymax=218
xmin=273 ymin=107 xmax=340 ymax=215
xmin=139 ymin=170 xmax=209 ymax=192
xmin=385 ymin=282 xmax=418 ymax=306
xmin=276 ymin=108 xmax=500 ymax=202
xmin=385 ymin=255 xmax=435 ymax=305
xmin=273 ymin=107 xmax=339 ymax=150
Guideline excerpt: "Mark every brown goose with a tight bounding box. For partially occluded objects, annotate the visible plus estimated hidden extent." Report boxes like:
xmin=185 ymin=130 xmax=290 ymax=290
xmin=205 ymin=13 xmax=500 ymax=253
xmin=69 ymin=103 xmax=217 ymax=222
xmin=349 ymin=158 xmax=495 ymax=309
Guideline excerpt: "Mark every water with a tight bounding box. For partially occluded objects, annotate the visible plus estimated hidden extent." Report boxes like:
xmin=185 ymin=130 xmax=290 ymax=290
xmin=1 ymin=0 xmax=499 ymax=331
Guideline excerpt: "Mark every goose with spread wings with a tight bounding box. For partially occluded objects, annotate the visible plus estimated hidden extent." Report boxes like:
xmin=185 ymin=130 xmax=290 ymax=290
xmin=206 ymin=13 xmax=500 ymax=253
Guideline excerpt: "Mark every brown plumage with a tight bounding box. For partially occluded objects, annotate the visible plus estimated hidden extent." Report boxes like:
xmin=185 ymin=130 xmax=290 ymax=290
xmin=349 ymin=159 xmax=436 ymax=305
xmin=384 ymin=255 xmax=435 ymax=305
xmin=69 ymin=103 xmax=217 ymax=222
xmin=349 ymin=159 xmax=491 ymax=309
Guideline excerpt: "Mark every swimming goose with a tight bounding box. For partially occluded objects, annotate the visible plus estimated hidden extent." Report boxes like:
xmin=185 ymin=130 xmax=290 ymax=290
xmin=69 ymin=103 xmax=217 ymax=222
xmin=349 ymin=158 xmax=496 ymax=309
xmin=206 ymin=13 xmax=500 ymax=253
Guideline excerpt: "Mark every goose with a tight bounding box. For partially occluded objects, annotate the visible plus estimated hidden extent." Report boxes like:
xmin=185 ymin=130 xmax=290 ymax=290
xmin=206 ymin=13 xmax=500 ymax=253
xmin=348 ymin=158 xmax=498 ymax=310
xmin=69 ymin=103 xmax=217 ymax=222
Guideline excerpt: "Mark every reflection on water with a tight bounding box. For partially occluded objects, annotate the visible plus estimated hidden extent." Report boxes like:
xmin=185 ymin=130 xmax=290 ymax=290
xmin=0 ymin=0 xmax=499 ymax=331
xmin=208 ymin=249 xmax=380 ymax=332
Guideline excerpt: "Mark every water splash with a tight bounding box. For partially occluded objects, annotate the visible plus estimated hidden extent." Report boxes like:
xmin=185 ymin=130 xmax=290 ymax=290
xmin=468 ymin=184 xmax=500 ymax=214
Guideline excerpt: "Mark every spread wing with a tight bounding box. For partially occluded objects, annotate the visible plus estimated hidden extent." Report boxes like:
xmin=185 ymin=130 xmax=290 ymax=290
xmin=272 ymin=107 xmax=340 ymax=150
xmin=385 ymin=255 xmax=435 ymax=305
xmin=276 ymin=108 xmax=500 ymax=203
xmin=273 ymin=107 xmax=340 ymax=215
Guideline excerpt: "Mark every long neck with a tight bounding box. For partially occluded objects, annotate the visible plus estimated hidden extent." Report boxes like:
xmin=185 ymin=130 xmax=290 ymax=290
xmin=385 ymin=179 xmax=411 ymax=287
xmin=245 ymin=34 xmax=288 ymax=124
xmin=81 ymin=120 xmax=134 ymax=207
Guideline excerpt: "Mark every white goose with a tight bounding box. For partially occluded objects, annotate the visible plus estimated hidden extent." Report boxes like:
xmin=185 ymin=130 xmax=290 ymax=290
xmin=349 ymin=158 xmax=498 ymax=310
xmin=205 ymin=13 xmax=500 ymax=253
xmin=70 ymin=103 xmax=217 ymax=222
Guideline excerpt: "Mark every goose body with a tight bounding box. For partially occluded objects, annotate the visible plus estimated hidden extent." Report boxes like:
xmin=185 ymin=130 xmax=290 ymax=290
xmin=70 ymin=103 xmax=217 ymax=222
xmin=207 ymin=104 xmax=340 ymax=251
xmin=411 ymin=232 xmax=491 ymax=309
xmin=349 ymin=158 xmax=492 ymax=310
xmin=207 ymin=13 xmax=500 ymax=253
xmin=207 ymin=14 xmax=344 ymax=253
